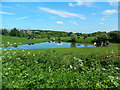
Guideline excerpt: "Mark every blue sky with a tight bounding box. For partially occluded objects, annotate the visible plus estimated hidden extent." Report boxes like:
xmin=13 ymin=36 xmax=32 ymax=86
xmin=0 ymin=1 xmax=118 ymax=33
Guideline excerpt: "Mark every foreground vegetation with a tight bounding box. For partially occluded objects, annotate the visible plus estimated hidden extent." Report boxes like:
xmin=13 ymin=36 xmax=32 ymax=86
xmin=1 ymin=32 xmax=120 ymax=88
xmin=2 ymin=44 xmax=120 ymax=88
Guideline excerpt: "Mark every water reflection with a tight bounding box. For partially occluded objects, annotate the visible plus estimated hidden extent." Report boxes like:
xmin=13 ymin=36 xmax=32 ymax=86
xmin=1 ymin=42 xmax=93 ymax=50
xmin=48 ymin=40 xmax=52 ymax=43
xmin=70 ymin=43 xmax=76 ymax=48
xmin=28 ymin=43 xmax=35 ymax=45
xmin=14 ymin=45 xmax=18 ymax=47
xmin=77 ymin=44 xmax=81 ymax=46
xmin=84 ymin=44 xmax=88 ymax=47
xmin=55 ymin=41 xmax=63 ymax=45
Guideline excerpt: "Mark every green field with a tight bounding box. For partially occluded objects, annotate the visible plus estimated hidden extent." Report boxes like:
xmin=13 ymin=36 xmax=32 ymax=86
xmin=1 ymin=35 xmax=48 ymax=47
xmin=1 ymin=35 xmax=120 ymax=88
xmin=1 ymin=35 xmax=95 ymax=47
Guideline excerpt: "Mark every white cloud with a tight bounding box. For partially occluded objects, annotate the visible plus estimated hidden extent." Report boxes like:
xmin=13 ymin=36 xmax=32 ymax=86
xmin=76 ymin=1 xmax=84 ymax=6
xmin=0 ymin=5 xmax=14 ymax=9
xmin=108 ymin=0 xmax=118 ymax=7
xmin=70 ymin=21 xmax=79 ymax=25
xmin=0 ymin=11 xmax=14 ymax=15
xmin=16 ymin=16 xmax=29 ymax=20
xmin=91 ymin=13 xmax=96 ymax=15
xmin=68 ymin=0 xmax=94 ymax=7
xmin=99 ymin=22 xmax=105 ymax=24
xmin=100 ymin=18 xmax=106 ymax=21
xmin=38 ymin=7 xmax=86 ymax=20
xmin=16 ymin=4 xmax=27 ymax=8
xmin=68 ymin=3 xmax=74 ymax=7
xmin=109 ymin=2 xmax=118 ymax=7
xmin=56 ymin=21 xmax=64 ymax=24
xmin=102 ymin=9 xmax=118 ymax=15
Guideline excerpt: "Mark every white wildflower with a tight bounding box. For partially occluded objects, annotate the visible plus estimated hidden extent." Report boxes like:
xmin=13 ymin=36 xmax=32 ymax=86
xmin=96 ymin=69 xmax=100 ymax=71
xmin=114 ymin=82 xmax=119 ymax=87
xmin=9 ymin=56 xmax=12 ymax=59
xmin=12 ymin=52 xmax=16 ymax=55
xmin=33 ymin=54 xmax=35 ymax=56
xmin=7 ymin=42 xmax=10 ymax=44
xmin=108 ymin=76 xmax=114 ymax=79
xmin=6 ymin=63 xmax=9 ymax=65
xmin=17 ymin=58 xmax=21 ymax=60
xmin=28 ymin=52 xmax=30 ymax=54
xmin=115 ymin=67 xmax=120 ymax=70
xmin=74 ymin=67 xmax=76 ymax=70
xmin=8 ymin=67 xmax=11 ymax=70
xmin=111 ymin=50 xmax=114 ymax=53
xmin=70 ymin=65 xmax=73 ymax=69
xmin=0 ymin=56 xmax=4 ymax=58
xmin=116 ymin=77 xmax=119 ymax=80
xmin=101 ymin=68 xmax=106 ymax=71
xmin=78 ymin=59 xmax=82 ymax=62
xmin=5 ymin=73 xmax=8 ymax=75
xmin=48 ymin=66 xmax=51 ymax=72
xmin=79 ymin=63 xmax=83 ymax=66
xmin=35 ymin=61 xmax=38 ymax=63
xmin=74 ymin=57 xmax=77 ymax=59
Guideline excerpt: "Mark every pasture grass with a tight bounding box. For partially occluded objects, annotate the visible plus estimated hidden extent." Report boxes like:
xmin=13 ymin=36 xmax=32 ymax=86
xmin=1 ymin=35 xmax=95 ymax=48
xmin=1 ymin=35 xmax=48 ymax=47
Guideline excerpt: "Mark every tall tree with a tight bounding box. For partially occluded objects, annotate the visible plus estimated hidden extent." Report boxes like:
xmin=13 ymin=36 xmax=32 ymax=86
xmin=10 ymin=28 xmax=20 ymax=37
xmin=2 ymin=29 xmax=9 ymax=35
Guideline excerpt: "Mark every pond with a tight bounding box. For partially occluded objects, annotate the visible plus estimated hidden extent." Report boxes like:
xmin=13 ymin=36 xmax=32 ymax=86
xmin=0 ymin=41 xmax=94 ymax=50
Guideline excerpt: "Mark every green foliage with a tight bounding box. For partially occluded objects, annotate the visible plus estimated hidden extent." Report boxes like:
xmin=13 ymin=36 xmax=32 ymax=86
xmin=70 ymin=34 xmax=77 ymax=42
xmin=108 ymin=31 xmax=120 ymax=43
xmin=91 ymin=31 xmax=107 ymax=36
xmin=9 ymin=28 xmax=21 ymax=37
xmin=94 ymin=34 xmax=109 ymax=42
xmin=2 ymin=48 xmax=120 ymax=88
xmin=1 ymin=29 xmax=9 ymax=36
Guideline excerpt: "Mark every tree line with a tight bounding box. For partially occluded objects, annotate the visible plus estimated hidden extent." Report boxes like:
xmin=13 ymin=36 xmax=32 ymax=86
xmin=0 ymin=28 xmax=120 ymax=43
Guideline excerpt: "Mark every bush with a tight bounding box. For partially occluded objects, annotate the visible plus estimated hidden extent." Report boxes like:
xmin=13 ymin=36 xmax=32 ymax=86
xmin=70 ymin=34 xmax=77 ymax=42
xmin=108 ymin=31 xmax=120 ymax=43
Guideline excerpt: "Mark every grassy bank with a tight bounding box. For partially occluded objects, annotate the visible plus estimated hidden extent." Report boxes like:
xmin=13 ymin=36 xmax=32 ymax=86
xmin=1 ymin=35 xmax=48 ymax=47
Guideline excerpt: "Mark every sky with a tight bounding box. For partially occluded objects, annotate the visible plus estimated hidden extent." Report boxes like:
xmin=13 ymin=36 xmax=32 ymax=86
xmin=0 ymin=1 xmax=118 ymax=33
